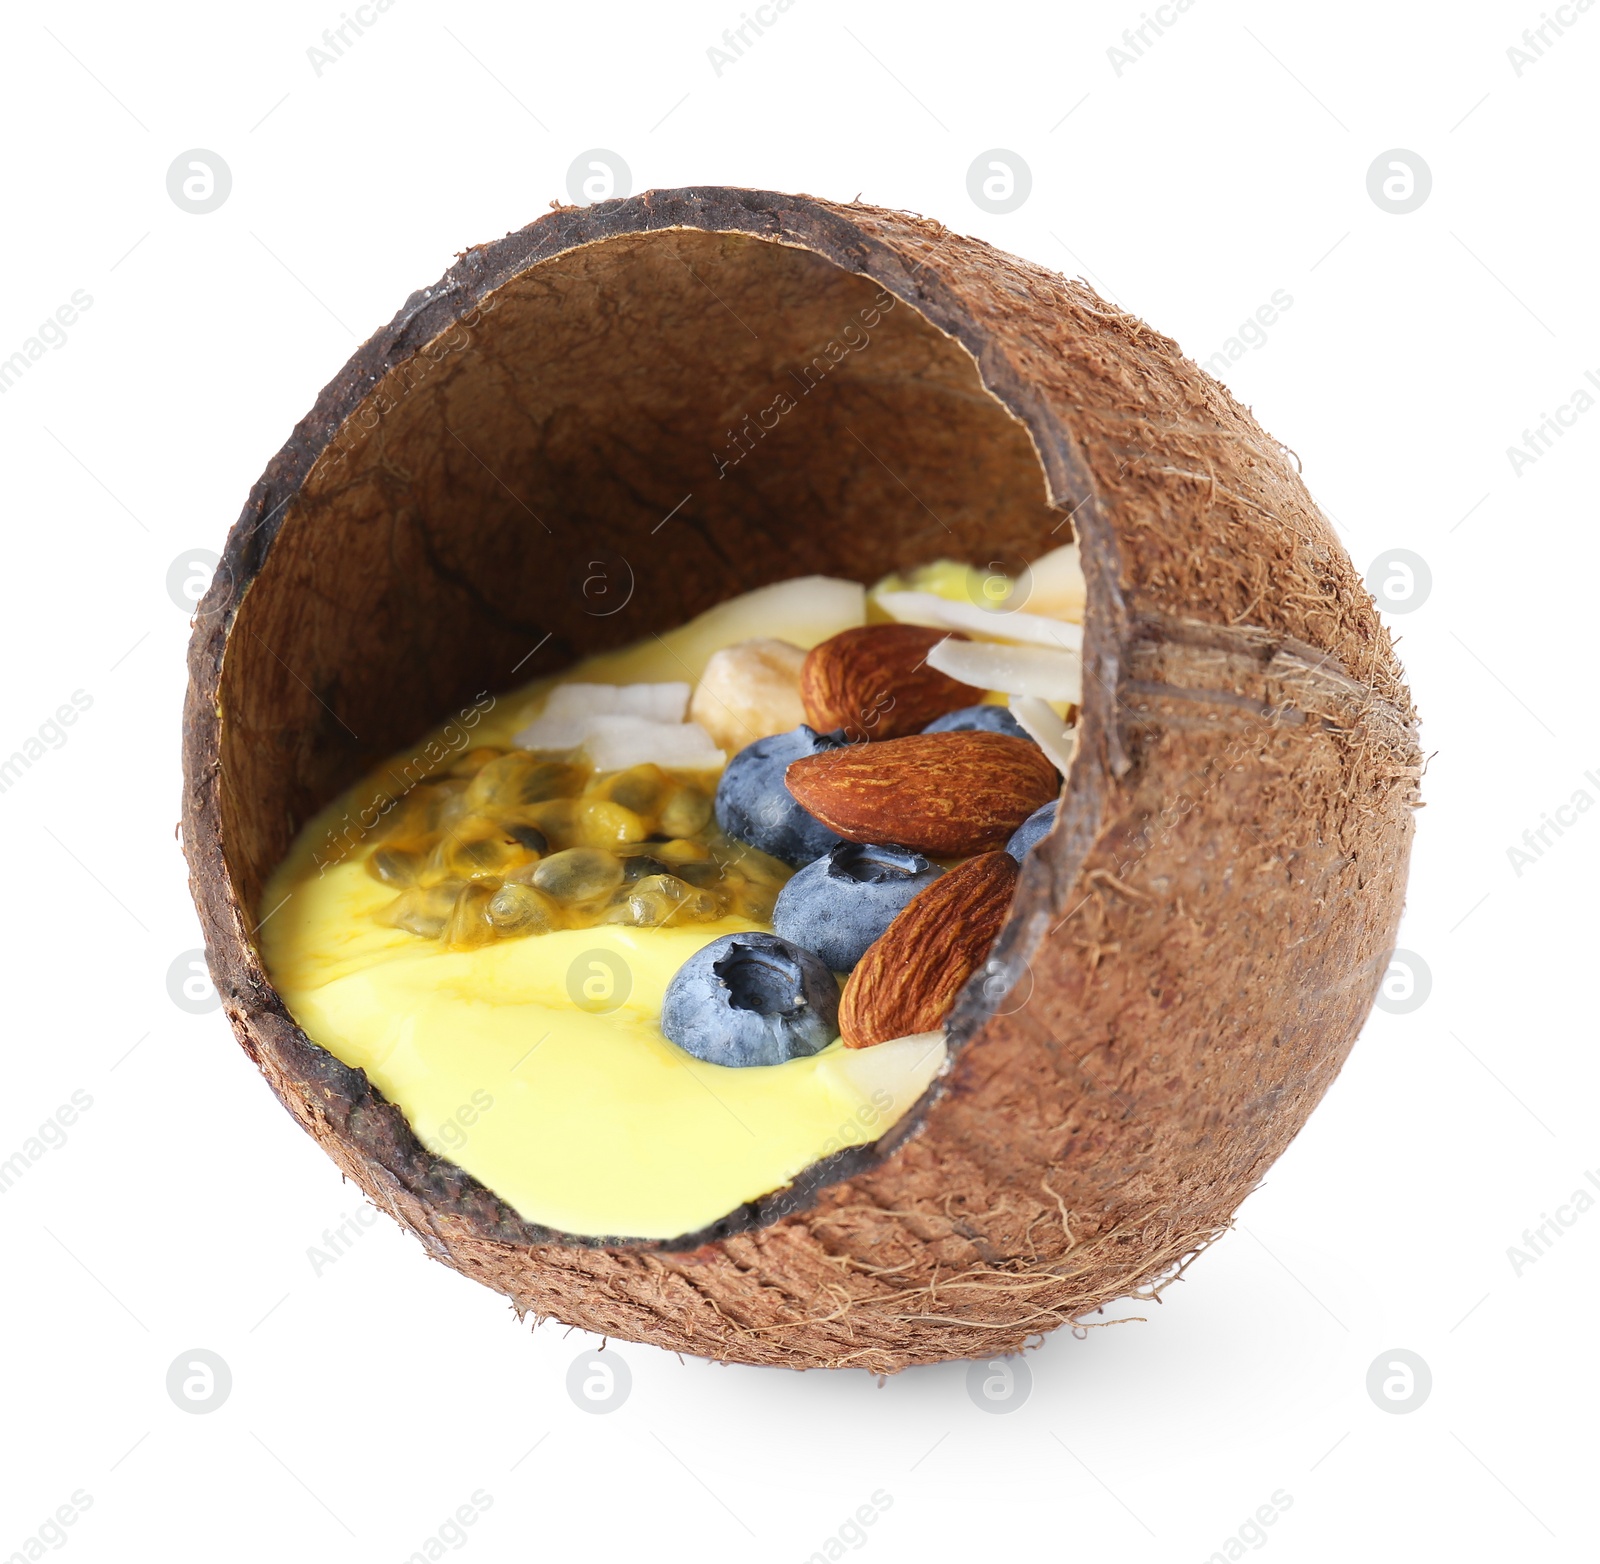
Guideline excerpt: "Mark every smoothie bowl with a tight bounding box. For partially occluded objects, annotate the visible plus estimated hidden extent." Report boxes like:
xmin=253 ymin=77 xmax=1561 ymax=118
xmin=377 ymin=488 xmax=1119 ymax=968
xmin=182 ymin=187 xmax=1418 ymax=1372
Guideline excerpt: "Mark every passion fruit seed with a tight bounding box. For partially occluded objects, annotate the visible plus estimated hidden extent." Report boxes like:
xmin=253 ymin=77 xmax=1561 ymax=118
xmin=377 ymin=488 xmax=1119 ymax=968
xmin=604 ymin=875 xmax=727 ymax=928
xmin=368 ymin=846 xmax=425 ymax=887
xmin=531 ymin=847 xmax=626 ymax=903
xmin=446 ymin=745 xmax=507 ymax=777
xmin=383 ymin=881 xmax=467 ymax=939
xmin=499 ymin=819 xmax=548 ymax=854
xmin=520 ymin=798 xmax=581 ymax=849
xmin=427 ymin=824 xmax=531 ymax=882
xmin=487 ymin=883 xmax=563 ymax=934
xmin=367 ymin=748 xmax=790 ymax=944
xmin=375 ymin=779 xmax=463 ymax=842
xmin=621 ymin=854 xmax=676 ymax=882
xmin=441 ymin=881 xmax=499 ymax=949
xmin=659 ymin=785 xmax=713 ymax=838
xmin=669 ymin=859 xmax=722 ymax=888
xmin=595 ymin=763 xmax=671 ymax=816
xmin=574 ymin=799 xmax=649 ymax=848
xmin=731 ymin=883 xmax=780 ymax=923
xmin=465 ymin=753 xmax=586 ymax=812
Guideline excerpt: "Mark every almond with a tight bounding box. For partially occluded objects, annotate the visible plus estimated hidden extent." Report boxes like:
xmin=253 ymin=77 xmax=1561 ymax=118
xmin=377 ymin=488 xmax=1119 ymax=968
xmin=785 ymin=731 xmax=1057 ymax=856
xmin=839 ymin=851 xmax=1019 ymax=1047
xmin=799 ymin=624 xmax=974 ymax=741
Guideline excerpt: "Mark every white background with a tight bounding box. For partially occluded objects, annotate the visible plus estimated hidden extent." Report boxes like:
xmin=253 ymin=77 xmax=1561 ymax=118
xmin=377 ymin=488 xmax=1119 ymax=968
xmin=2 ymin=1 xmax=1596 ymax=1560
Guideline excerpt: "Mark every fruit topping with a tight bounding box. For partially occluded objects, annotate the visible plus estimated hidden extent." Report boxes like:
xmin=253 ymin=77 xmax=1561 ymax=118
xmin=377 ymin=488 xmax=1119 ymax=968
xmin=772 ymin=842 xmax=944 ymax=972
xmin=838 ymin=851 xmax=1019 ymax=1048
xmin=713 ymin=725 xmax=847 ymax=866
xmin=1005 ymin=799 xmax=1059 ymax=862
xmin=361 ymin=745 xmax=780 ymax=945
xmin=661 ymin=932 xmax=840 ymax=1067
xmin=921 ymin=703 xmax=1033 ymax=742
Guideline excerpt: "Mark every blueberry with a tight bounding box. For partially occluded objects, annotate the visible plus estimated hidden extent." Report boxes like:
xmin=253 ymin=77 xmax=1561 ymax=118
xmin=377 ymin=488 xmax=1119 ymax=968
xmin=661 ymin=932 xmax=840 ymax=1067
xmin=1006 ymin=799 xmax=1059 ymax=862
xmin=923 ymin=704 xmax=1033 ymax=743
xmin=714 ymin=725 xmax=847 ymax=866
xmin=772 ymin=841 xmax=944 ymax=971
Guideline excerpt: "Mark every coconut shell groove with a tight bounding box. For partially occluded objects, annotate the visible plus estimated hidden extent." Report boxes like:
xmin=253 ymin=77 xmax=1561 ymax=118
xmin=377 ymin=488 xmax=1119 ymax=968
xmin=182 ymin=187 xmax=1420 ymax=1372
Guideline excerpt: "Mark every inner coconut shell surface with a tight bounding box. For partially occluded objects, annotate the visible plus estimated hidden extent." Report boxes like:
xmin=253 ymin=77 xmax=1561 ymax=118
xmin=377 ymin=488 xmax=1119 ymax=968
xmin=184 ymin=188 xmax=1420 ymax=1371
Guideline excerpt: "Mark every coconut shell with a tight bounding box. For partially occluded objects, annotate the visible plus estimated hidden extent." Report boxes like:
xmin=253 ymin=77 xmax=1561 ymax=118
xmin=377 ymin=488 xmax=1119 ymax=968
xmin=181 ymin=187 xmax=1420 ymax=1373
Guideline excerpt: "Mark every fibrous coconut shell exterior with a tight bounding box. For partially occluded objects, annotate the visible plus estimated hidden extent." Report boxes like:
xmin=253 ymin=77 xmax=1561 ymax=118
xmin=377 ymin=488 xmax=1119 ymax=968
xmin=181 ymin=187 xmax=1420 ymax=1373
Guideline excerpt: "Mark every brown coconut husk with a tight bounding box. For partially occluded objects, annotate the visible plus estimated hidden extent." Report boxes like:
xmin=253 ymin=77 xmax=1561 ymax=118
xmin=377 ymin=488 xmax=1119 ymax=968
xmin=181 ymin=187 xmax=1419 ymax=1373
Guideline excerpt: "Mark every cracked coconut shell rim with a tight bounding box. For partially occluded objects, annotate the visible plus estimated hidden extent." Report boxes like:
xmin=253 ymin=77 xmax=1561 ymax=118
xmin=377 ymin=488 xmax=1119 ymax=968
xmin=181 ymin=186 xmax=1421 ymax=1373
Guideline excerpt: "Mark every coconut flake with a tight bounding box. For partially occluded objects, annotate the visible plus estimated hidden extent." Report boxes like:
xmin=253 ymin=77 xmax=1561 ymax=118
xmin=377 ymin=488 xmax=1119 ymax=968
xmin=1010 ymin=696 xmax=1078 ymax=773
xmin=581 ymin=716 xmax=724 ymax=772
xmin=875 ymin=590 xmax=1084 ymax=652
xmin=822 ymin=1029 xmax=948 ymax=1097
xmin=926 ymin=636 xmax=1082 ymax=702
xmin=514 ymin=681 xmax=690 ymax=749
xmin=512 ymin=711 xmax=590 ymax=750
xmin=1024 ymin=543 xmax=1087 ymax=623
xmin=665 ymin=575 xmax=866 ymax=679
xmin=545 ymin=681 xmax=689 ymax=722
